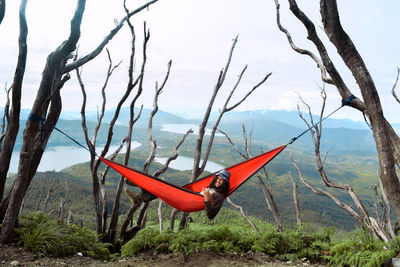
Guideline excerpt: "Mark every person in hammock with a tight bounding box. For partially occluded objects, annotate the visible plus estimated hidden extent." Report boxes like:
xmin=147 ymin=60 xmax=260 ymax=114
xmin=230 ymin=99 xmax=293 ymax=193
xmin=202 ymin=169 xmax=231 ymax=219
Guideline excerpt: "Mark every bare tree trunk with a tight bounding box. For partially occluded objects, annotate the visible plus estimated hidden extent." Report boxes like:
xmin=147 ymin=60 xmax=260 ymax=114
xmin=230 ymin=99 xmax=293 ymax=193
xmin=67 ymin=210 xmax=75 ymax=225
xmin=158 ymin=200 xmax=164 ymax=232
xmin=42 ymin=177 xmax=59 ymax=212
xmin=290 ymin=174 xmax=301 ymax=225
xmin=0 ymin=0 xmax=27 ymax=203
xmin=58 ymin=181 xmax=68 ymax=222
xmin=0 ymin=0 xmax=159 ymax=244
xmin=378 ymin=174 xmax=396 ymax=239
xmin=169 ymin=209 xmax=179 ymax=231
xmin=275 ymin=0 xmax=400 ymax=225
xmin=106 ymin=12 xmax=148 ymax=242
xmin=319 ymin=0 xmax=400 ymax=225
xmin=35 ymin=174 xmax=48 ymax=211
xmin=0 ymin=0 xmax=85 ymax=243
xmin=121 ymin=202 xmax=149 ymax=243
xmin=119 ymin=202 xmax=142 ymax=239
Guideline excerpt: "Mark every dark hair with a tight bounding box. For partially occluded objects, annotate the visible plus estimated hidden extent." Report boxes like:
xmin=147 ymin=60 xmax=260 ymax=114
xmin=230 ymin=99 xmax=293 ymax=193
xmin=209 ymin=174 xmax=230 ymax=196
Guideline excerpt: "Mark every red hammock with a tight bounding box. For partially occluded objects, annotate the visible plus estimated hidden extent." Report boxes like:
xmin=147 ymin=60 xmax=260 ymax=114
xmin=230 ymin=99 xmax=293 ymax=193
xmin=100 ymin=145 xmax=286 ymax=212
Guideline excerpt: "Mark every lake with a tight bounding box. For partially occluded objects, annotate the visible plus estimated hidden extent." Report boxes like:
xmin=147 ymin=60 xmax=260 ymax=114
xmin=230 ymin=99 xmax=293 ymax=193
xmin=8 ymin=123 xmax=226 ymax=173
xmin=155 ymin=156 xmax=224 ymax=173
xmin=8 ymin=140 xmax=225 ymax=174
xmin=160 ymin=124 xmax=223 ymax=136
xmin=9 ymin=142 xmax=141 ymax=173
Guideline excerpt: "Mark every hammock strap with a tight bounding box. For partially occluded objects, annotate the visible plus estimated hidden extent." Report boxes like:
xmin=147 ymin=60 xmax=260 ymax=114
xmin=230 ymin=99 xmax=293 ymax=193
xmin=28 ymin=112 xmax=95 ymax=156
xmin=288 ymin=94 xmax=356 ymax=145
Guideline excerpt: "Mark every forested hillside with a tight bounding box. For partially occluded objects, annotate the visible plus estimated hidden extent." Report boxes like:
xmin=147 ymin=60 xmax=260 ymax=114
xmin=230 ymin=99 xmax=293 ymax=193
xmin=8 ymin=108 xmax=384 ymax=231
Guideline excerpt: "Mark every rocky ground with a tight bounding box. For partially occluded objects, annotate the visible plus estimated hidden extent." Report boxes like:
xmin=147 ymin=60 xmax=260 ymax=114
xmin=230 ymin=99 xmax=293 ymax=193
xmin=0 ymin=244 xmax=328 ymax=267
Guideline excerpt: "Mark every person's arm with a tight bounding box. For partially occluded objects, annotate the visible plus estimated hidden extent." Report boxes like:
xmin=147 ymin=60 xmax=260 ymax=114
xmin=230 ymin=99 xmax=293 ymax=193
xmin=204 ymin=191 xmax=225 ymax=220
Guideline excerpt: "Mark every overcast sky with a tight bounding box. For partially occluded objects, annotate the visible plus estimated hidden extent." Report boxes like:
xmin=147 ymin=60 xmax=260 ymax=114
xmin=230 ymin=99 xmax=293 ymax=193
xmin=1 ymin=0 xmax=399 ymax=123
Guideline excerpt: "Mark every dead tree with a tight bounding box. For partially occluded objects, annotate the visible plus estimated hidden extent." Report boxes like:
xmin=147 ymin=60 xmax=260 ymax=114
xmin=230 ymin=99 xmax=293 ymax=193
xmin=175 ymin=36 xmax=272 ymax=229
xmin=289 ymin=174 xmax=301 ymax=226
xmin=290 ymin=89 xmax=392 ymax=241
xmin=274 ymin=0 xmax=400 ymax=226
xmin=106 ymin=5 xmax=147 ymax=242
xmin=218 ymin=124 xmax=281 ymax=231
xmin=0 ymin=0 xmax=28 ymax=208
xmin=58 ymin=181 xmax=69 ymax=222
xmin=77 ymin=8 xmax=146 ymax=236
xmin=119 ymin=66 xmax=192 ymax=243
xmin=0 ymin=0 xmax=159 ymax=243
xmin=35 ymin=173 xmax=49 ymax=211
xmin=77 ymin=46 xmax=129 ymax=236
xmin=35 ymin=171 xmax=59 ymax=212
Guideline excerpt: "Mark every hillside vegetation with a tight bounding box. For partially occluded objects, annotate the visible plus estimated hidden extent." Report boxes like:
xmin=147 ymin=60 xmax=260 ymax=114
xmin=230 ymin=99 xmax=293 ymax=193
xmin=4 ymin=108 xmax=398 ymax=266
xmin=8 ymin=108 xmax=386 ymax=231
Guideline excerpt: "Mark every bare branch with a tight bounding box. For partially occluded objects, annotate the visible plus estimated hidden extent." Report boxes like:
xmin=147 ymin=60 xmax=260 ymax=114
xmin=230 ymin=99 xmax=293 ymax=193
xmin=64 ymin=0 xmax=159 ymax=73
xmin=217 ymin=128 xmax=247 ymax=159
xmin=227 ymin=72 xmax=272 ymax=112
xmin=220 ymin=123 xmax=282 ymax=231
xmin=92 ymin=49 xmax=122 ymax=147
xmin=227 ymin=197 xmax=259 ymax=232
xmin=192 ymin=36 xmax=239 ymax=179
xmin=290 ymin=152 xmax=362 ymax=222
xmin=274 ymin=0 xmax=333 ymax=84
xmin=199 ymin=65 xmax=271 ymax=174
xmin=100 ymin=137 xmax=128 ymax=185
xmin=143 ymin=60 xmax=172 ymax=174
xmin=153 ymin=128 xmax=193 ymax=178
xmin=76 ymin=63 xmax=95 ymax=157
xmin=392 ymin=67 xmax=400 ymax=104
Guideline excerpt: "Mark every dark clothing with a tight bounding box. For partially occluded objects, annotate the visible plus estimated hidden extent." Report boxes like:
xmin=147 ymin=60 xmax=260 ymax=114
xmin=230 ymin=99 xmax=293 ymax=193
xmin=204 ymin=191 xmax=225 ymax=219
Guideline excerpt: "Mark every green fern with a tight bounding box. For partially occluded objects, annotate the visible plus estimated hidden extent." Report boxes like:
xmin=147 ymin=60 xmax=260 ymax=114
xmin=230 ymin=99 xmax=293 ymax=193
xmin=16 ymin=212 xmax=110 ymax=259
xmin=325 ymin=228 xmax=396 ymax=267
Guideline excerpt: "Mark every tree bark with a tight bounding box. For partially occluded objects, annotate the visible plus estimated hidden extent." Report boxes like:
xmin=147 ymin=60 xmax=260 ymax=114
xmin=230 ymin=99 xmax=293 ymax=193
xmin=290 ymin=175 xmax=301 ymax=225
xmin=320 ymin=0 xmax=400 ymax=225
xmin=0 ymin=0 xmax=27 ymax=203
xmin=0 ymin=0 xmax=85 ymax=243
xmin=275 ymin=0 xmax=400 ymax=227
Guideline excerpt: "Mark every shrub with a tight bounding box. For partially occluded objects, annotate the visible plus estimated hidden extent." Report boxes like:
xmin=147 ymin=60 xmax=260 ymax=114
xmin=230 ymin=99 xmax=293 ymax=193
xmin=121 ymin=228 xmax=176 ymax=257
xmin=325 ymin=228 xmax=397 ymax=267
xmin=16 ymin=212 xmax=110 ymax=259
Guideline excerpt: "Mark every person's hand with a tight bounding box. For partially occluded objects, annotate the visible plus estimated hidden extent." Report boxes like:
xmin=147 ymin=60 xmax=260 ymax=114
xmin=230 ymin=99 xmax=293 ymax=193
xmin=203 ymin=187 xmax=210 ymax=202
